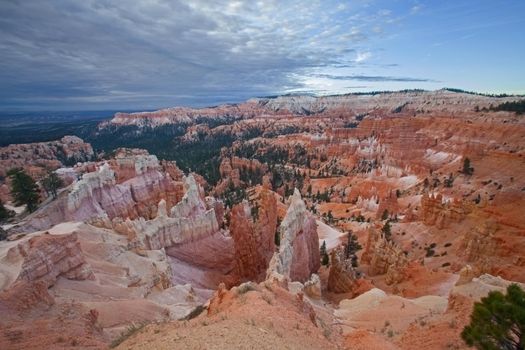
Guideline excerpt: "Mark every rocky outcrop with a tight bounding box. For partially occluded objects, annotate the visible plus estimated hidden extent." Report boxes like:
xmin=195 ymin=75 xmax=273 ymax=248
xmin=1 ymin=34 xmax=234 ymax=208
xmin=327 ymin=247 xmax=359 ymax=294
xmin=460 ymin=220 xmax=497 ymax=272
xmin=266 ymin=189 xmax=320 ymax=283
xmin=110 ymin=148 xmax=161 ymax=183
xmin=14 ymin=151 xmax=182 ymax=233
xmin=123 ymin=175 xmax=220 ymax=250
xmin=362 ymin=229 xmax=408 ymax=285
xmin=229 ymin=187 xmax=278 ymax=282
xmin=303 ymin=274 xmax=322 ymax=298
xmin=0 ymin=136 xmax=94 ymax=202
xmin=7 ymin=233 xmax=94 ymax=289
xmin=376 ymin=190 xmax=399 ymax=219
xmin=0 ymin=135 xmax=94 ymax=178
xmin=420 ymin=193 xmax=471 ymax=229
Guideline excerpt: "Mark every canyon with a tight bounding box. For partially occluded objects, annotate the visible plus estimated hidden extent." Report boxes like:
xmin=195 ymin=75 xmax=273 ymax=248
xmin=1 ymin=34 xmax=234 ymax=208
xmin=0 ymin=90 xmax=524 ymax=349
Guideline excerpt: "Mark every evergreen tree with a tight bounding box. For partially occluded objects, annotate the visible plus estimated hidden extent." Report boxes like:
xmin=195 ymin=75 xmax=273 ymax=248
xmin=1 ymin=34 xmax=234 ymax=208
xmin=274 ymin=229 xmax=280 ymax=247
xmin=461 ymin=284 xmax=525 ymax=349
xmin=326 ymin=210 xmax=334 ymax=224
xmin=381 ymin=209 xmax=389 ymax=220
xmin=463 ymin=157 xmax=474 ymax=175
xmin=382 ymin=220 xmax=392 ymax=241
xmin=42 ymin=170 xmax=64 ymax=199
xmin=7 ymin=168 xmax=40 ymax=213
xmin=444 ymin=173 xmax=454 ymax=188
xmin=320 ymin=240 xmax=329 ymax=266
xmin=0 ymin=200 xmax=15 ymax=222
xmin=345 ymin=232 xmax=363 ymax=267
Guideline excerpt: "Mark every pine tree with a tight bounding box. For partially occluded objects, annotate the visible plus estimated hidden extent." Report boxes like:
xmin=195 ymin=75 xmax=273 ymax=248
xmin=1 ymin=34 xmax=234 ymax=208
xmin=320 ymin=240 xmax=329 ymax=266
xmin=461 ymin=284 xmax=524 ymax=349
xmin=444 ymin=173 xmax=454 ymax=188
xmin=42 ymin=170 xmax=64 ymax=199
xmin=326 ymin=210 xmax=334 ymax=224
xmin=0 ymin=200 xmax=15 ymax=222
xmin=381 ymin=209 xmax=389 ymax=220
xmin=8 ymin=168 xmax=40 ymax=213
xmin=345 ymin=232 xmax=363 ymax=267
xmin=0 ymin=227 xmax=7 ymax=241
xmin=463 ymin=157 xmax=474 ymax=175
xmin=382 ymin=220 xmax=392 ymax=241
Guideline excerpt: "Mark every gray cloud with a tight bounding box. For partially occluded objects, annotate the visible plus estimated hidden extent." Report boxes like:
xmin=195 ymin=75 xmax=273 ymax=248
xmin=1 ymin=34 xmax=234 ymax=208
xmin=0 ymin=0 xmax=405 ymax=110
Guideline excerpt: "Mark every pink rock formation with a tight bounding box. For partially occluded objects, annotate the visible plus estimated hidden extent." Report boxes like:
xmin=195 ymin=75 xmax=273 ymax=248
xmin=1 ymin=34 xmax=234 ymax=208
xmin=267 ymin=189 xmax=320 ymax=283
xmin=122 ymin=175 xmax=220 ymax=250
xmin=229 ymin=187 xmax=278 ymax=282
xmin=0 ymin=136 xmax=94 ymax=178
xmin=460 ymin=220 xmax=497 ymax=273
xmin=420 ymin=193 xmax=471 ymax=229
xmin=327 ymin=247 xmax=359 ymax=294
xmin=0 ymin=136 xmax=94 ymax=202
xmin=14 ymin=151 xmax=182 ymax=232
xmin=362 ymin=228 xmax=408 ymax=285
xmin=12 ymin=233 xmax=94 ymax=288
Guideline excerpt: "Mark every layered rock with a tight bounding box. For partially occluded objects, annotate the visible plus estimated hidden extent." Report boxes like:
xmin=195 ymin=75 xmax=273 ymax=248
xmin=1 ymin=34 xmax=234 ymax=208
xmin=376 ymin=190 xmax=399 ymax=219
xmin=12 ymin=233 xmax=94 ymax=287
xmin=104 ymin=90 xmax=522 ymax=128
xmin=14 ymin=151 xmax=182 ymax=233
xmin=460 ymin=220 xmax=497 ymax=271
xmin=229 ymin=187 xmax=278 ymax=282
xmin=123 ymin=175 xmax=220 ymax=250
xmin=266 ymin=189 xmax=320 ymax=283
xmin=0 ymin=136 xmax=94 ymax=178
xmin=215 ymin=156 xmax=268 ymax=195
xmin=420 ymin=193 xmax=471 ymax=229
xmin=362 ymin=228 xmax=408 ymax=285
xmin=327 ymin=247 xmax=359 ymax=294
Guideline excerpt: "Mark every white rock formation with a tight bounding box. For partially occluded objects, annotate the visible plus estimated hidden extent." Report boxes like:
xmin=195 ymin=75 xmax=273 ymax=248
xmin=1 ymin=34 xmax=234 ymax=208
xmin=266 ymin=189 xmax=320 ymax=283
xmin=125 ymin=175 xmax=219 ymax=250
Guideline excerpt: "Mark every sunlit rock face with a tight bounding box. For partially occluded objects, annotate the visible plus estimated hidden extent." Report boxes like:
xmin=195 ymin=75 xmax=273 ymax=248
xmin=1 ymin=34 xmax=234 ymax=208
xmin=267 ymin=189 xmax=320 ymax=283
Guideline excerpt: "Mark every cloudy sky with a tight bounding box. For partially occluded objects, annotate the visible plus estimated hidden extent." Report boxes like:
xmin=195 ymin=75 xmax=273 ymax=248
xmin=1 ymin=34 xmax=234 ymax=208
xmin=1 ymin=0 xmax=524 ymax=111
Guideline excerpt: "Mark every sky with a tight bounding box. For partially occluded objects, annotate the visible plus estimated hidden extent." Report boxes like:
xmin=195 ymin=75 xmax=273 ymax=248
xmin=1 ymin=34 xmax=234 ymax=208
xmin=0 ymin=0 xmax=524 ymax=111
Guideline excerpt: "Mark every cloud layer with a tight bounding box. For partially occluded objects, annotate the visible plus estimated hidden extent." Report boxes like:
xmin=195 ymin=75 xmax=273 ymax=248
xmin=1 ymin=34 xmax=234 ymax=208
xmin=1 ymin=0 xmax=522 ymax=110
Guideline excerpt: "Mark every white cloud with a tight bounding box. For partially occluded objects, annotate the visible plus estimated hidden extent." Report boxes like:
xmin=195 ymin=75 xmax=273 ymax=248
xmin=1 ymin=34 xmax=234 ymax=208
xmin=355 ymin=51 xmax=372 ymax=63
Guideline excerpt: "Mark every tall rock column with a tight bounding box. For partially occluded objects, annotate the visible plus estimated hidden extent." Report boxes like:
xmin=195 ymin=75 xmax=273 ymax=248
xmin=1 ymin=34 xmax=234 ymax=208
xmin=266 ymin=189 xmax=320 ymax=283
xmin=230 ymin=187 xmax=278 ymax=282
